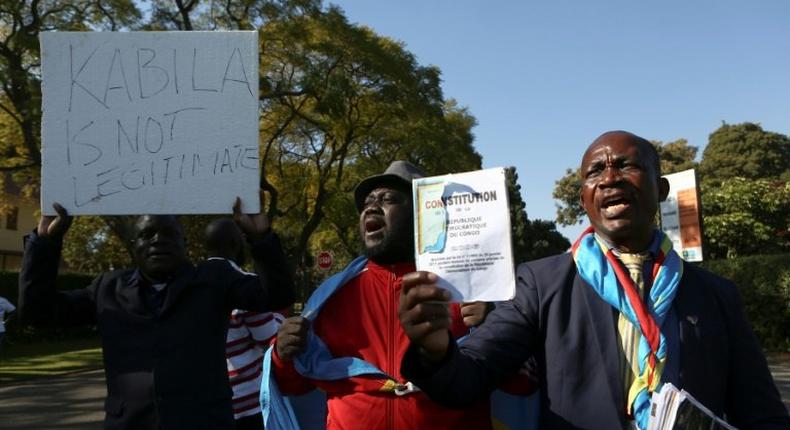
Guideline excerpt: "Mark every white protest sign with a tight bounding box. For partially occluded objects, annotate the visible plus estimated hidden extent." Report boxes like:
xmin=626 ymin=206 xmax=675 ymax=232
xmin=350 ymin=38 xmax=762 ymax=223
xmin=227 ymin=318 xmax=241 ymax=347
xmin=413 ymin=167 xmax=516 ymax=302
xmin=40 ymin=31 xmax=260 ymax=215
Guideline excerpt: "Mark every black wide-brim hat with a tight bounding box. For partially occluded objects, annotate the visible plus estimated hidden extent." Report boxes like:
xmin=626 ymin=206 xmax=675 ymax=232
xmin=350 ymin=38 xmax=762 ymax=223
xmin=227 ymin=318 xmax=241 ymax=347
xmin=354 ymin=160 xmax=426 ymax=212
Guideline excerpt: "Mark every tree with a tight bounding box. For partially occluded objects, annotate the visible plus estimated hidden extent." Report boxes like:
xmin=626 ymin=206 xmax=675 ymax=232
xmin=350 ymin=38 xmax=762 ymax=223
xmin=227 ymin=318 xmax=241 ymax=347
xmin=506 ymin=167 xmax=569 ymax=261
xmin=552 ymin=139 xmax=698 ymax=226
xmin=0 ymin=1 xmax=143 ymax=265
xmin=702 ymin=177 xmax=789 ymax=259
xmin=697 ymin=123 xmax=790 ymax=259
xmin=699 ymin=122 xmax=790 ymax=185
xmin=257 ymin=6 xmax=481 ymax=272
xmin=0 ymin=1 xmax=483 ymax=286
xmin=0 ymin=0 xmax=141 ymax=195
xmin=61 ymin=216 xmax=132 ymax=273
xmin=552 ymin=167 xmax=584 ymax=227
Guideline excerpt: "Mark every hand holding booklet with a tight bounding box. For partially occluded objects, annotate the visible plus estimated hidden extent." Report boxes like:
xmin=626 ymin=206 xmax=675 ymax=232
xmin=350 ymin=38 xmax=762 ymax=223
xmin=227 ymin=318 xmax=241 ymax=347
xmin=648 ymin=383 xmax=737 ymax=430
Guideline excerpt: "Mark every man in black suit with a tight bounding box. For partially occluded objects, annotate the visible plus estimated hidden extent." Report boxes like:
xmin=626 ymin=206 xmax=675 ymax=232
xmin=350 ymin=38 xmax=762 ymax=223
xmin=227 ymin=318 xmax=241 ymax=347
xmin=399 ymin=131 xmax=789 ymax=429
xmin=18 ymin=197 xmax=294 ymax=430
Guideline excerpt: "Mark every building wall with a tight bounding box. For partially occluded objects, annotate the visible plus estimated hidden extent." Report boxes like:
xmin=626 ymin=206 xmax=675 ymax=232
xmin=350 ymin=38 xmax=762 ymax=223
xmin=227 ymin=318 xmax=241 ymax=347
xmin=0 ymin=197 xmax=37 ymax=272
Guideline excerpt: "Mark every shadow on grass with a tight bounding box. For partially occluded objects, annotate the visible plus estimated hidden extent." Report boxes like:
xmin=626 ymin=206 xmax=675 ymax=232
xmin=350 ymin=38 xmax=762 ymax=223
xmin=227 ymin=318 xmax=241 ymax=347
xmin=0 ymin=336 xmax=103 ymax=383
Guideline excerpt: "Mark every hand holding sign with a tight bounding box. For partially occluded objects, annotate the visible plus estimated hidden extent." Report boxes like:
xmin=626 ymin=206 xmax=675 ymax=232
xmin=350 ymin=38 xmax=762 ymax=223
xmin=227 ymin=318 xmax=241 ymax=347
xmin=233 ymin=190 xmax=270 ymax=242
xmin=37 ymin=203 xmax=73 ymax=240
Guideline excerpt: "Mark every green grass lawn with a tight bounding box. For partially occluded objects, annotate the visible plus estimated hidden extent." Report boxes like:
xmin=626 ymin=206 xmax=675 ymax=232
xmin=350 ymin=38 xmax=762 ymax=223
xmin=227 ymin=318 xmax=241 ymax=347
xmin=0 ymin=336 xmax=103 ymax=383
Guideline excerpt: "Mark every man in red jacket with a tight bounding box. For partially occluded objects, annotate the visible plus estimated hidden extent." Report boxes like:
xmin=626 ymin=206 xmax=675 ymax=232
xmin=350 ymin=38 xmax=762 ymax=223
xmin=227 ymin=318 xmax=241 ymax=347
xmin=272 ymin=161 xmax=491 ymax=429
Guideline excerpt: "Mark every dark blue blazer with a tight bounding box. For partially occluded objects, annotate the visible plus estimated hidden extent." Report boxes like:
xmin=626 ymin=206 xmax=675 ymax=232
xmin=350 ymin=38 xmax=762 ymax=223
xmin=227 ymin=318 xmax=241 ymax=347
xmin=403 ymin=253 xmax=789 ymax=429
xmin=19 ymin=231 xmax=294 ymax=430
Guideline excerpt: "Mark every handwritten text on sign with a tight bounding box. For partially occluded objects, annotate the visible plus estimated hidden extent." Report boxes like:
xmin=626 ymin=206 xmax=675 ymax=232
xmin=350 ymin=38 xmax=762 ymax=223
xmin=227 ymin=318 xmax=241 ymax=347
xmin=40 ymin=31 xmax=260 ymax=215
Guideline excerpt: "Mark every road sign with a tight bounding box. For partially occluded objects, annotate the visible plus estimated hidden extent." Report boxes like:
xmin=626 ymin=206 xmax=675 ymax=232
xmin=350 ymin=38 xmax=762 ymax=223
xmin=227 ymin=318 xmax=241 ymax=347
xmin=317 ymin=251 xmax=333 ymax=270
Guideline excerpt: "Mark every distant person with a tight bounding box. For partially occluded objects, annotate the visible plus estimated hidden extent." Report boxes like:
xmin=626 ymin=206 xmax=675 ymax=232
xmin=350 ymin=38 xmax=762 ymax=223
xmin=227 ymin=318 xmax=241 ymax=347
xmin=18 ymin=194 xmax=295 ymax=430
xmin=205 ymin=218 xmax=285 ymax=430
xmin=0 ymin=295 xmax=15 ymax=352
xmin=263 ymin=160 xmax=492 ymax=429
xmin=399 ymin=131 xmax=790 ymax=429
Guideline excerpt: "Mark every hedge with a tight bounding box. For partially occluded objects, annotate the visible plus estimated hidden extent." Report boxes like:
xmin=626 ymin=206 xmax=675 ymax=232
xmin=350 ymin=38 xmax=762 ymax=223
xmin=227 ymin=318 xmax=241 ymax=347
xmin=1 ymin=253 xmax=787 ymax=350
xmin=699 ymin=253 xmax=789 ymax=351
xmin=0 ymin=271 xmax=97 ymax=345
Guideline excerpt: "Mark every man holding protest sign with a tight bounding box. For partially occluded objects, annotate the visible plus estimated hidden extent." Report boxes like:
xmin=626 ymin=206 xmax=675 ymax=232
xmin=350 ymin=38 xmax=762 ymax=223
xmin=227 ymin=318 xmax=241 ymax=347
xmin=263 ymin=161 xmax=491 ymax=429
xmin=398 ymin=131 xmax=790 ymax=429
xmin=18 ymin=195 xmax=294 ymax=430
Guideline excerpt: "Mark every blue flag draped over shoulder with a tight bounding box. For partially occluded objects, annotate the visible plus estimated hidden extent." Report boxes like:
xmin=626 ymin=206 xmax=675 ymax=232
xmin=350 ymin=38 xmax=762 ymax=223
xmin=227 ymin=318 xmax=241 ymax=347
xmin=260 ymin=255 xmax=541 ymax=430
xmin=260 ymin=257 xmax=392 ymax=430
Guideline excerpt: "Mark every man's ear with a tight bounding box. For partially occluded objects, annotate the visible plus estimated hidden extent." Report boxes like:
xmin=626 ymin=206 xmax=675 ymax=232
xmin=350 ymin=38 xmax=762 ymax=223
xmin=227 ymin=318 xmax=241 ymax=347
xmin=658 ymin=177 xmax=670 ymax=202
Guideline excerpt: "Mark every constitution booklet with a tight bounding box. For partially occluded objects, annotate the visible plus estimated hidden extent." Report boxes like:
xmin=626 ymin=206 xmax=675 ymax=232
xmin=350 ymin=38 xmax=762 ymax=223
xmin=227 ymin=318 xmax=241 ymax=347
xmin=648 ymin=383 xmax=736 ymax=430
xmin=412 ymin=167 xmax=515 ymax=302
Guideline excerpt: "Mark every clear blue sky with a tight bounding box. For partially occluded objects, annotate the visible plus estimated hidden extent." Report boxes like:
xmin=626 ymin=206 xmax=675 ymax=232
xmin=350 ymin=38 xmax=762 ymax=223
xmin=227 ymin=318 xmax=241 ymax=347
xmin=330 ymin=0 xmax=790 ymax=242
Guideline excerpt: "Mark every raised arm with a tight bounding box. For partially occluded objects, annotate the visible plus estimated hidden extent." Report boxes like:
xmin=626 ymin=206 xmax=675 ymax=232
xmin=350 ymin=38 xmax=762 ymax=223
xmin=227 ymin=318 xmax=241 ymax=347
xmin=226 ymin=192 xmax=295 ymax=311
xmin=18 ymin=203 xmax=97 ymax=326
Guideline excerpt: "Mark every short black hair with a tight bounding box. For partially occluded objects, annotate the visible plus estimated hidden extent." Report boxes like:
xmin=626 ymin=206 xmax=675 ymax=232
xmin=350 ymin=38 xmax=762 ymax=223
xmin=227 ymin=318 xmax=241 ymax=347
xmin=204 ymin=218 xmax=243 ymax=258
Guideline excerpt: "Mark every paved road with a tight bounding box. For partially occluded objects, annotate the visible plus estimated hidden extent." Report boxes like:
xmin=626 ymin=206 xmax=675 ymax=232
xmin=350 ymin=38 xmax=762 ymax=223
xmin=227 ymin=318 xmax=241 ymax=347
xmin=769 ymin=353 xmax=790 ymax=413
xmin=0 ymin=369 xmax=105 ymax=429
xmin=1 ymin=358 xmax=789 ymax=429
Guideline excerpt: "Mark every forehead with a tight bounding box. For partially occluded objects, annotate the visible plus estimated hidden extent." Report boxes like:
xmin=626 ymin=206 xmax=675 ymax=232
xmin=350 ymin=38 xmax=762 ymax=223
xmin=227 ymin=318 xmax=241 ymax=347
xmin=582 ymin=135 xmax=644 ymax=167
xmin=135 ymin=215 xmax=182 ymax=232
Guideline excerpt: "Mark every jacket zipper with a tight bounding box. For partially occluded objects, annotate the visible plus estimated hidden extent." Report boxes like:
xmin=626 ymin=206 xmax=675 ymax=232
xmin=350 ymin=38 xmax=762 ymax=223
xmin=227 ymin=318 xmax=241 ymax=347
xmin=388 ymin=270 xmax=396 ymax=430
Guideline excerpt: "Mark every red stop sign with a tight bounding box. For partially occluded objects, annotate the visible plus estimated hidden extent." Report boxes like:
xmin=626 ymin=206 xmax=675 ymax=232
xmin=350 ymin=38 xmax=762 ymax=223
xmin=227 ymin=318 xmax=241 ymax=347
xmin=317 ymin=251 xmax=333 ymax=270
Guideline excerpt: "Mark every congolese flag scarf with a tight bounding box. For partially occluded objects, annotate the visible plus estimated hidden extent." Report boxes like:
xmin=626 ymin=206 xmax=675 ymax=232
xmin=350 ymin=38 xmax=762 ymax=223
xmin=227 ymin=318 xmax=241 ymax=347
xmin=260 ymin=256 xmax=409 ymax=430
xmin=571 ymin=226 xmax=683 ymax=430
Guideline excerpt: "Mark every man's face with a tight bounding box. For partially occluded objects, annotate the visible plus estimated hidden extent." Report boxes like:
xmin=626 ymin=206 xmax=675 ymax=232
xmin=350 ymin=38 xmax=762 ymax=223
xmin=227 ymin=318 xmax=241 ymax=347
xmin=359 ymin=186 xmax=414 ymax=263
xmin=133 ymin=215 xmax=187 ymax=281
xmin=579 ymin=133 xmax=667 ymax=251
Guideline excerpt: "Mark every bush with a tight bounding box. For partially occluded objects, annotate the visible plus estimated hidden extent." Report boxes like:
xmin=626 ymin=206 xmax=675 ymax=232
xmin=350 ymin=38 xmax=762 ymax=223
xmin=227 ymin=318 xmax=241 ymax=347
xmin=699 ymin=254 xmax=790 ymax=351
xmin=0 ymin=271 xmax=98 ymax=345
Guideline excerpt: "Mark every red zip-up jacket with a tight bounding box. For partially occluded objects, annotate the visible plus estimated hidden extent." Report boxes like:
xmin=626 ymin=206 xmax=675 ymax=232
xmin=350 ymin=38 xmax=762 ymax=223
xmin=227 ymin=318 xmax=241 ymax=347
xmin=271 ymin=260 xmax=492 ymax=429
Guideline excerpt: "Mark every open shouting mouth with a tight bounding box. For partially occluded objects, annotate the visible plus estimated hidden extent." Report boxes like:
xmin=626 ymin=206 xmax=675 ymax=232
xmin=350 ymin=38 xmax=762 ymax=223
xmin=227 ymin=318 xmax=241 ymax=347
xmin=365 ymin=217 xmax=384 ymax=235
xmin=601 ymin=195 xmax=632 ymax=218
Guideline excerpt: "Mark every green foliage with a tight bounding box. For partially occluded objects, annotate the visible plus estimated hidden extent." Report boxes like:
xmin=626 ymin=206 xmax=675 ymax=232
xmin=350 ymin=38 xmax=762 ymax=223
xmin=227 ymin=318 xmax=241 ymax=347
xmin=702 ymin=178 xmax=789 ymax=259
xmin=552 ymin=167 xmax=584 ymax=227
xmin=524 ymin=219 xmax=571 ymax=260
xmin=258 ymin=6 xmax=482 ymax=277
xmin=507 ymin=167 xmax=569 ymax=261
xmin=0 ymin=0 xmax=143 ymax=200
xmin=695 ymin=123 xmax=789 ymax=259
xmin=0 ymin=1 xmax=483 ymax=289
xmin=700 ymin=122 xmax=790 ymax=186
xmin=656 ymin=138 xmax=697 ymax=175
xmin=61 ymin=217 xmax=132 ymax=273
xmin=507 ymin=166 xmax=531 ymax=262
xmin=699 ymin=254 xmax=790 ymax=351
xmin=553 ymin=139 xmax=698 ymax=226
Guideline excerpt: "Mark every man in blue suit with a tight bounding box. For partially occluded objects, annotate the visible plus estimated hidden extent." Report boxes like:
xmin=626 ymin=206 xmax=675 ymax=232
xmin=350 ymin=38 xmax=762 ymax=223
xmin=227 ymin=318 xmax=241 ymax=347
xmin=399 ymin=131 xmax=789 ymax=429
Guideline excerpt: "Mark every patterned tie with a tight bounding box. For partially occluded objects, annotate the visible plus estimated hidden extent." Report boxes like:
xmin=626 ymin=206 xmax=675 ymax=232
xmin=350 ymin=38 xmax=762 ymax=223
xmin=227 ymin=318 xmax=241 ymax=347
xmin=617 ymin=252 xmax=647 ymax=410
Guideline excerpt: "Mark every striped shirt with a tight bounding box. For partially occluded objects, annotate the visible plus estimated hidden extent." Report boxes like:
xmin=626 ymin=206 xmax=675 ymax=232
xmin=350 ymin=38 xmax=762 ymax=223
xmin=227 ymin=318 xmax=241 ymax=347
xmin=227 ymin=309 xmax=284 ymax=418
xmin=207 ymin=257 xmax=285 ymax=419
